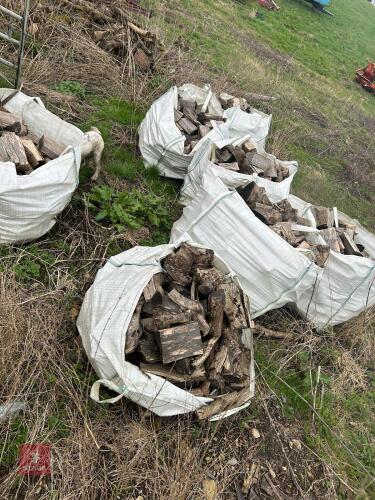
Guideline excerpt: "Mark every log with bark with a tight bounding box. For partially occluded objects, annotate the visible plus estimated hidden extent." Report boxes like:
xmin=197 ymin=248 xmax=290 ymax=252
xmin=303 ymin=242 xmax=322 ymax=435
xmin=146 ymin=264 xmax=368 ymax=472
xmin=0 ymin=109 xmax=65 ymax=175
xmin=237 ymin=182 xmax=371 ymax=266
xmin=123 ymin=243 xmax=253 ymax=418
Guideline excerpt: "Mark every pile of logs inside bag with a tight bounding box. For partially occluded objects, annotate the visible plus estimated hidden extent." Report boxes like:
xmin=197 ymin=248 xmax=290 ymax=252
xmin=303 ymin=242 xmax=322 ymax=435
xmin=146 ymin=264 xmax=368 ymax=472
xmin=175 ymin=92 xmax=290 ymax=182
xmin=124 ymin=243 xmax=253 ymax=420
xmin=0 ymin=105 xmax=64 ymax=175
xmin=238 ymin=182 xmax=371 ymax=267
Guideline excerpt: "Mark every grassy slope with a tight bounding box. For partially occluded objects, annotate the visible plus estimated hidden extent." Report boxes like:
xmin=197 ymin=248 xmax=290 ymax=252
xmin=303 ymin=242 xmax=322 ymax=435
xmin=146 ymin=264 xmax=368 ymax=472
xmin=154 ymin=0 xmax=375 ymax=227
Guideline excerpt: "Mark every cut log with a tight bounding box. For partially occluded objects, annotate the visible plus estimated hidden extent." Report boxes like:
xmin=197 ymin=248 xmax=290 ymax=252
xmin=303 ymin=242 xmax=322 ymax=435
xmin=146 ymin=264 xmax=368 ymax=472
xmin=137 ymin=331 xmax=160 ymax=363
xmin=38 ymin=135 xmax=65 ymax=159
xmin=245 ymin=151 xmax=275 ymax=172
xmin=320 ymin=228 xmax=342 ymax=253
xmin=217 ymin=283 xmax=247 ymax=330
xmin=143 ymin=273 xmax=164 ymax=303
xmin=163 ymin=244 xmax=194 ymax=286
xmin=158 ymin=322 xmax=203 ymax=364
xmin=311 ymin=206 xmax=333 ymax=229
xmin=208 ymin=289 xmax=225 ymax=337
xmin=20 ymin=138 xmax=43 ymax=168
xmin=168 ymin=289 xmax=210 ymax=335
xmin=238 ymin=183 xmax=272 ymax=207
xmin=125 ymin=297 xmax=144 ymax=354
xmin=312 ymin=244 xmax=330 ymax=267
xmin=217 ymin=162 xmax=239 ymax=171
xmin=197 ymin=112 xmax=225 ymax=123
xmin=340 ymin=232 xmax=363 ymax=256
xmin=189 ymin=246 xmax=214 ymax=270
xmin=209 ymin=345 xmax=228 ymax=379
xmin=179 ymin=99 xmax=196 ymax=113
xmin=153 ymin=311 xmax=193 ymax=330
xmin=140 ymin=362 xmax=206 ymax=383
xmin=242 ymin=139 xmax=257 ymax=153
xmin=0 ymin=132 xmax=30 ymax=172
xmin=217 ymin=148 xmax=233 ymax=163
xmin=251 ymin=203 xmax=283 ymax=225
xmin=178 ymin=117 xmax=198 ymax=135
xmin=0 ymin=110 xmax=22 ymax=133
xmin=196 ymin=388 xmax=250 ymax=420
xmin=195 ymin=268 xmax=224 ymax=295
xmin=174 ymin=109 xmax=183 ymax=122
xmin=198 ymin=125 xmax=210 ymax=138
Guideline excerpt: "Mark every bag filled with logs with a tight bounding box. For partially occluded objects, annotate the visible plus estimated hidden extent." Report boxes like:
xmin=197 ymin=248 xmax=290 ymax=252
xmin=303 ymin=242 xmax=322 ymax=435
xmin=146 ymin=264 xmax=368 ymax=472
xmin=0 ymin=89 xmax=83 ymax=244
xmin=171 ymin=157 xmax=375 ymax=329
xmin=77 ymin=240 xmax=255 ymax=419
xmin=180 ymin=138 xmax=298 ymax=206
xmin=138 ymin=84 xmax=272 ymax=179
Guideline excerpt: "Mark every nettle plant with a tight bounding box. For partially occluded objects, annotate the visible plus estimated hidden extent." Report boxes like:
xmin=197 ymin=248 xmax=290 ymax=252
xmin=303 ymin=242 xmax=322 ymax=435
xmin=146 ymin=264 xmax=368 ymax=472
xmin=87 ymin=185 xmax=171 ymax=232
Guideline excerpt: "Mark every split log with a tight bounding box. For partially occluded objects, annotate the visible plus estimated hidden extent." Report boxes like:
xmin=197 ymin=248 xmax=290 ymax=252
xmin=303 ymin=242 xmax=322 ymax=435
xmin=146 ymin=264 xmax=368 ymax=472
xmin=208 ymin=289 xmax=225 ymax=337
xmin=178 ymin=117 xmax=198 ymax=135
xmin=0 ymin=132 xmax=30 ymax=172
xmin=192 ymin=336 xmax=220 ymax=369
xmin=209 ymin=345 xmax=228 ymax=379
xmin=197 ymin=112 xmax=225 ymax=123
xmin=320 ymin=228 xmax=342 ymax=253
xmin=340 ymin=232 xmax=363 ymax=256
xmin=0 ymin=110 xmax=21 ymax=133
xmin=196 ymin=388 xmax=250 ymax=420
xmin=164 ymin=244 xmax=194 ymax=285
xmin=251 ymin=203 xmax=283 ymax=225
xmin=217 ymin=148 xmax=233 ymax=163
xmin=238 ymin=183 xmax=272 ymax=207
xmin=158 ymin=322 xmax=203 ymax=363
xmin=189 ymin=246 xmax=214 ymax=271
xmin=195 ymin=268 xmax=224 ymax=295
xmin=242 ymin=139 xmax=257 ymax=153
xmin=38 ymin=135 xmax=65 ymax=160
xmin=168 ymin=289 xmax=210 ymax=335
xmin=137 ymin=331 xmax=160 ymax=363
xmin=217 ymin=283 xmax=247 ymax=330
xmin=217 ymin=162 xmax=239 ymax=171
xmin=311 ymin=206 xmax=333 ymax=229
xmin=140 ymin=362 xmax=206 ymax=383
xmin=312 ymin=244 xmax=330 ymax=267
xmin=199 ymin=125 xmax=210 ymax=138
xmin=20 ymin=138 xmax=43 ymax=168
xmin=125 ymin=298 xmax=144 ymax=354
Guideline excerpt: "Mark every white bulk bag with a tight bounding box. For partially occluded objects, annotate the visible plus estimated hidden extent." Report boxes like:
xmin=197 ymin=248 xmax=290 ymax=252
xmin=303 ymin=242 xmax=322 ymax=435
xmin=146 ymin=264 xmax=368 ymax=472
xmin=170 ymin=165 xmax=375 ymax=329
xmin=138 ymin=84 xmax=272 ymax=179
xmin=180 ymin=140 xmax=298 ymax=206
xmin=0 ymin=89 xmax=83 ymax=244
xmin=77 ymin=240 xmax=255 ymax=419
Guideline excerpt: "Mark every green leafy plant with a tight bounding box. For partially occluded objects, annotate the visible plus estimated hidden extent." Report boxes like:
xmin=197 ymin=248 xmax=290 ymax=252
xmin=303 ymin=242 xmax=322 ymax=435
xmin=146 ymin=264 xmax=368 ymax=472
xmin=87 ymin=185 xmax=171 ymax=232
xmin=55 ymin=80 xmax=86 ymax=99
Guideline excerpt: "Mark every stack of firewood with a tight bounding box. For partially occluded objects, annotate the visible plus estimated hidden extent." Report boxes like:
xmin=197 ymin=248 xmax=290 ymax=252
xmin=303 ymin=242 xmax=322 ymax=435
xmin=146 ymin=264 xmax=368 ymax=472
xmin=174 ymin=92 xmax=290 ymax=182
xmin=238 ymin=183 xmax=371 ymax=266
xmin=125 ymin=243 xmax=252 ymax=419
xmin=0 ymin=105 xmax=64 ymax=175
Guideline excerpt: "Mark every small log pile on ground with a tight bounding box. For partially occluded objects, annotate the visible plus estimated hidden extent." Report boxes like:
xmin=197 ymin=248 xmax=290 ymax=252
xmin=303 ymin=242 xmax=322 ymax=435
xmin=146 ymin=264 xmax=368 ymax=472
xmin=238 ymin=183 xmax=372 ymax=266
xmin=60 ymin=0 xmax=160 ymax=71
xmin=125 ymin=243 xmax=252 ymax=419
xmin=0 ymin=103 xmax=64 ymax=175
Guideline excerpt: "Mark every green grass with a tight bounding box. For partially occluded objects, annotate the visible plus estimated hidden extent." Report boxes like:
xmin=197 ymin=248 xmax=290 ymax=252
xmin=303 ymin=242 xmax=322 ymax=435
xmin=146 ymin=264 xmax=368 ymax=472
xmin=256 ymin=342 xmax=375 ymax=495
xmin=152 ymin=0 xmax=375 ymax=228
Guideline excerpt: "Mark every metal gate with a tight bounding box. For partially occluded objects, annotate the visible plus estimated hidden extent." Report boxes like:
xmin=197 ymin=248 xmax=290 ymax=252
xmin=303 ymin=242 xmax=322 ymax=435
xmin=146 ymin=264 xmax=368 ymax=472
xmin=0 ymin=1 xmax=30 ymax=89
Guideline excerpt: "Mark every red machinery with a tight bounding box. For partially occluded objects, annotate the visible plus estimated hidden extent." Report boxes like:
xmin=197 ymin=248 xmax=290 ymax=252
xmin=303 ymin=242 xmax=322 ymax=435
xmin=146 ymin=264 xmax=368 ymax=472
xmin=355 ymin=61 xmax=375 ymax=94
